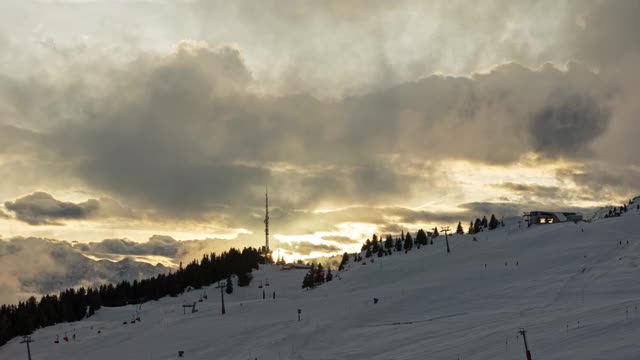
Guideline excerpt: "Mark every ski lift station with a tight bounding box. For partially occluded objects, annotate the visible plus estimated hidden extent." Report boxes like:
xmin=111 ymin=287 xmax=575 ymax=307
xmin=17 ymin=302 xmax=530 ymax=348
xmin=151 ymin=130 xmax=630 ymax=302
xmin=523 ymin=211 xmax=583 ymax=226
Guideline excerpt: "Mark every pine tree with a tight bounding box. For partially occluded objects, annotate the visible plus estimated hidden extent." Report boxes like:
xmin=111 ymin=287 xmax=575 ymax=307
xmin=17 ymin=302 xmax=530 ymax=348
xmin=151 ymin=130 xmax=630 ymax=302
xmin=302 ymin=265 xmax=315 ymax=289
xmin=338 ymin=252 xmax=349 ymax=271
xmin=361 ymin=239 xmax=371 ymax=251
xmin=416 ymin=229 xmax=428 ymax=245
xmin=225 ymin=275 xmax=233 ymax=294
xmin=474 ymin=218 xmax=482 ymax=233
xmin=365 ymin=247 xmax=373 ymax=258
xmin=314 ymin=264 xmax=325 ymax=285
xmin=395 ymin=237 xmax=403 ymax=252
xmin=488 ymin=214 xmax=499 ymax=230
xmin=433 ymin=228 xmax=439 ymax=237
xmin=371 ymin=234 xmax=380 ymax=253
xmin=404 ymin=232 xmax=413 ymax=251
xmin=384 ymin=234 xmax=394 ymax=250
xmin=468 ymin=221 xmax=475 ymax=234
xmin=456 ymin=221 xmax=464 ymax=234
xmin=481 ymin=216 xmax=488 ymax=228
xmin=237 ymin=271 xmax=252 ymax=287
xmin=326 ymin=268 xmax=333 ymax=282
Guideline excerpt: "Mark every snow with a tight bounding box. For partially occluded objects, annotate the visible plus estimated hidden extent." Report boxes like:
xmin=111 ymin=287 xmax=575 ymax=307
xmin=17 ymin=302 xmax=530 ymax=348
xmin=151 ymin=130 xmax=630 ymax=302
xmin=3 ymin=212 xmax=640 ymax=359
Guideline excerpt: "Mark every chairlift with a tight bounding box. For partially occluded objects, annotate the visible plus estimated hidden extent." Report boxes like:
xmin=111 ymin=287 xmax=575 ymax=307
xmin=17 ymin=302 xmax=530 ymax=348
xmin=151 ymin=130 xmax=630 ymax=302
xmin=258 ymin=281 xmax=263 ymax=289
xmin=54 ymin=335 xmax=59 ymax=344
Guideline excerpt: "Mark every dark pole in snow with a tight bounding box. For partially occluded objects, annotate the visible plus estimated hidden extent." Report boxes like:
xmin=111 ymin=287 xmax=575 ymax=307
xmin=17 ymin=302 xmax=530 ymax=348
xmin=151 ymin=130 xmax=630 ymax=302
xmin=441 ymin=226 xmax=451 ymax=254
xmin=518 ymin=328 xmax=532 ymax=360
xmin=20 ymin=336 xmax=33 ymax=360
xmin=216 ymin=281 xmax=226 ymax=315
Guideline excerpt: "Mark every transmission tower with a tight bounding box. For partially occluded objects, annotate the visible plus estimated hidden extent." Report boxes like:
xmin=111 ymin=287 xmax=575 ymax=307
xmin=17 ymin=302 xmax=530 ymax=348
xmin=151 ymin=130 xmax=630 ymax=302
xmin=264 ymin=185 xmax=270 ymax=252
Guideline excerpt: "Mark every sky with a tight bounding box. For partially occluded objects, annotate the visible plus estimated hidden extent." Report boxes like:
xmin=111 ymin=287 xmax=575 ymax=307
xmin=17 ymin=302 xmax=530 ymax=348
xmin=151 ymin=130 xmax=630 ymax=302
xmin=0 ymin=0 xmax=639 ymax=270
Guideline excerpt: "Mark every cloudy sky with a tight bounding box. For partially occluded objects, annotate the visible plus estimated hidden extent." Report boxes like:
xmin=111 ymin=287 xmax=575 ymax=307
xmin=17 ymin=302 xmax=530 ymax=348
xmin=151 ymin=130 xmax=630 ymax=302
xmin=0 ymin=0 xmax=639 ymax=266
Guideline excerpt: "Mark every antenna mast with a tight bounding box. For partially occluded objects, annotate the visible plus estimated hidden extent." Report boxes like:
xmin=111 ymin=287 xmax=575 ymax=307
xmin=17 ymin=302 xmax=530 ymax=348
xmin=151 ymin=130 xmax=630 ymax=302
xmin=264 ymin=185 xmax=269 ymax=252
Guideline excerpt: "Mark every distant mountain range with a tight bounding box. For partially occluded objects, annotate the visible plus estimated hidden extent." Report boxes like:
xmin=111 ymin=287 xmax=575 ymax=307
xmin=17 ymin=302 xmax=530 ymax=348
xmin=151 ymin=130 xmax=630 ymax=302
xmin=0 ymin=237 xmax=170 ymax=303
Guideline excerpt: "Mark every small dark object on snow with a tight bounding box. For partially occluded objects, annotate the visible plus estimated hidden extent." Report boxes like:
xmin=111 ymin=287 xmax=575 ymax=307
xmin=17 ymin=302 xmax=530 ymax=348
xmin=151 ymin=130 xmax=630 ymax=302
xmin=516 ymin=261 xmax=519 ymax=266
xmin=178 ymin=350 xmax=184 ymax=357
xmin=373 ymin=298 xmax=379 ymax=304
xmin=484 ymin=264 xmax=487 ymax=268
xmin=473 ymin=237 xmax=478 ymax=242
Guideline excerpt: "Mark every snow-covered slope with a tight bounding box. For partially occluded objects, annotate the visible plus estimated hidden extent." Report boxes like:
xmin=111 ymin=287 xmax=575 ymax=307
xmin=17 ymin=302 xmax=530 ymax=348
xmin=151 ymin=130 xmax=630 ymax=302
xmin=3 ymin=214 xmax=640 ymax=359
xmin=589 ymin=196 xmax=640 ymax=221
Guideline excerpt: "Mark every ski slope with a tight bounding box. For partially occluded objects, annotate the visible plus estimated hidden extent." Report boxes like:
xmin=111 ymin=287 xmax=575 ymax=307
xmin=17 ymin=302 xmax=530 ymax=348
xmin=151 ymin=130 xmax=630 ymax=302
xmin=3 ymin=211 xmax=640 ymax=359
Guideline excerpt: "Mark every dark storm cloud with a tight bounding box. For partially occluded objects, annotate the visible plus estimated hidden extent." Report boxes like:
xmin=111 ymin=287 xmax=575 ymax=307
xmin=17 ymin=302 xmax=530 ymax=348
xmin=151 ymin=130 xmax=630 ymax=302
xmin=528 ymin=94 xmax=609 ymax=157
xmin=459 ymin=202 xmax=525 ymax=219
xmin=4 ymin=192 xmax=133 ymax=225
xmin=557 ymin=166 xmax=640 ymax=201
xmin=0 ymin=1 xmax=634 ymax=222
xmin=5 ymin=192 xmax=99 ymax=225
xmin=43 ymin=54 xmax=608 ymax=216
xmin=496 ymin=182 xmax=563 ymax=199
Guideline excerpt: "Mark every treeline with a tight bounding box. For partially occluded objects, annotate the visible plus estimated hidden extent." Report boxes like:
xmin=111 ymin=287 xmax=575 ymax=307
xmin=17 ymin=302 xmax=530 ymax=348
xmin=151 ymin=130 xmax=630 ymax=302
xmin=301 ymin=263 xmax=334 ymax=289
xmin=465 ymin=214 xmax=503 ymax=234
xmin=327 ymin=214 xmax=505 ymax=279
xmin=0 ymin=247 xmax=269 ymax=346
xmin=604 ymin=199 xmax=637 ymax=218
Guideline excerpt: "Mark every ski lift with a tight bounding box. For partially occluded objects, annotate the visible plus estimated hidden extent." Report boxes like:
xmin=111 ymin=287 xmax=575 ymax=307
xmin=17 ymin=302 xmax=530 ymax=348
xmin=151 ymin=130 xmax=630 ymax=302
xmin=54 ymin=335 xmax=59 ymax=344
xmin=265 ymin=279 xmax=270 ymax=287
xmin=63 ymin=332 xmax=69 ymax=342
xmin=198 ymin=297 xmax=203 ymax=303
xmin=258 ymin=281 xmax=263 ymax=289
xmin=202 ymin=290 xmax=208 ymax=300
